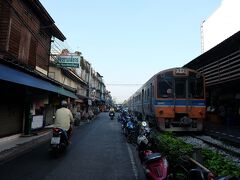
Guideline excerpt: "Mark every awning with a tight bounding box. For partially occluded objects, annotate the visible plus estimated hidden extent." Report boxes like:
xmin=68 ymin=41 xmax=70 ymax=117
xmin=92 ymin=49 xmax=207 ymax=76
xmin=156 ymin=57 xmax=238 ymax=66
xmin=0 ymin=64 xmax=78 ymax=99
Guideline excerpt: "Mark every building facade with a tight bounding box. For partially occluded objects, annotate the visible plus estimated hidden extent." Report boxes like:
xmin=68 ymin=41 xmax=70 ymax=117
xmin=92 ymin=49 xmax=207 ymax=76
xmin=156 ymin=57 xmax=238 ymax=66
xmin=0 ymin=0 xmax=78 ymax=137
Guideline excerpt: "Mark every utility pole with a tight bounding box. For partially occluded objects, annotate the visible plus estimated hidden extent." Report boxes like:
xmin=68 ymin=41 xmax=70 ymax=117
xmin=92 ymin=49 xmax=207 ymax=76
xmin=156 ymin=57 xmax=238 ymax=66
xmin=87 ymin=62 xmax=92 ymax=107
xmin=201 ymin=20 xmax=205 ymax=54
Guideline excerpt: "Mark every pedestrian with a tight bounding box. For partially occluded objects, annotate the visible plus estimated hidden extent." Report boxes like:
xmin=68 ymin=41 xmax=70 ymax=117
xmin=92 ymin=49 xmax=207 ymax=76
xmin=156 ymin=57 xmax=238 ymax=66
xmin=74 ymin=107 xmax=81 ymax=126
xmin=88 ymin=107 xmax=94 ymax=120
xmin=82 ymin=108 xmax=90 ymax=123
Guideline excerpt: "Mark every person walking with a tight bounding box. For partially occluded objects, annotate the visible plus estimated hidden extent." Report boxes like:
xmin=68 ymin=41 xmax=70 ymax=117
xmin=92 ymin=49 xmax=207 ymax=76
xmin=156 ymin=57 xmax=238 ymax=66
xmin=82 ymin=108 xmax=90 ymax=123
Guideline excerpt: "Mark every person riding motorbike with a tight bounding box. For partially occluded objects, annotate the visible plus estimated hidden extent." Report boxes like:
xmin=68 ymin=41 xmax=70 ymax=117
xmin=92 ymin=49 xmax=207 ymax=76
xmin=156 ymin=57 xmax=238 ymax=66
xmin=109 ymin=107 xmax=115 ymax=116
xmin=54 ymin=100 xmax=74 ymax=144
xmin=109 ymin=107 xmax=115 ymax=113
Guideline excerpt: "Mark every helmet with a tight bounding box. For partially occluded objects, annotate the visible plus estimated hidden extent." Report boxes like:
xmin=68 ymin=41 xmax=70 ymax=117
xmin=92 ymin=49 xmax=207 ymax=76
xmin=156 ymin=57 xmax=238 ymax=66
xmin=61 ymin=100 xmax=68 ymax=107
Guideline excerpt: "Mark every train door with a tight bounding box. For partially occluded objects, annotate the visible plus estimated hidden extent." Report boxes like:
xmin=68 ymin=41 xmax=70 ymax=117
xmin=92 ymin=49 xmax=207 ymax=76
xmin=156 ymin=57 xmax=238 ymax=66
xmin=174 ymin=78 xmax=187 ymax=113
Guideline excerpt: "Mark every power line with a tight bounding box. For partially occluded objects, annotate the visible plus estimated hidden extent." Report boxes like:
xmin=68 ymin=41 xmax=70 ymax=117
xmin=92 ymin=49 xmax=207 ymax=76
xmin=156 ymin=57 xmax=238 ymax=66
xmin=106 ymin=84 xmax=143 ymax=86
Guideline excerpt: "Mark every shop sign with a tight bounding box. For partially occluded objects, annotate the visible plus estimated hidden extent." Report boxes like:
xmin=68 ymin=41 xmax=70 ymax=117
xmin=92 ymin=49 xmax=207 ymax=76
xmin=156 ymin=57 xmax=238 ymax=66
xmin=31 ymin=115 xmax=44 ymax=130
xmin=56 ymin=55 xmax=80 ymax=68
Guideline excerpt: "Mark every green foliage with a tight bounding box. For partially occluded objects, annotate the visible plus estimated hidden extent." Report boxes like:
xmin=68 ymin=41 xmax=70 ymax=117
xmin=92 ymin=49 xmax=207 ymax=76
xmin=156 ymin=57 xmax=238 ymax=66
xmin=201 ymin=149 xmax=240 ymax=177
xmin=152 ymin=132 xmax=240 ymax=177
xmin=152 ymin=132 xmax=193 ymax=164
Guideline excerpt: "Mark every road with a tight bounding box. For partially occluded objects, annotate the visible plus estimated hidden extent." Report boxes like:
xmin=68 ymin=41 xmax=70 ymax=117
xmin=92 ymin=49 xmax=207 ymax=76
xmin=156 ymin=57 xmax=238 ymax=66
xmin=0 ymin=113 xmax=146 ymax=180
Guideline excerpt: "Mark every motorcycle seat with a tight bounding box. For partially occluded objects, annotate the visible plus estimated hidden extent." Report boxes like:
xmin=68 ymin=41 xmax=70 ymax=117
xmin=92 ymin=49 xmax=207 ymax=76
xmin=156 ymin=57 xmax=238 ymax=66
xmin=144 ymin=152 xmax=162 ymax=163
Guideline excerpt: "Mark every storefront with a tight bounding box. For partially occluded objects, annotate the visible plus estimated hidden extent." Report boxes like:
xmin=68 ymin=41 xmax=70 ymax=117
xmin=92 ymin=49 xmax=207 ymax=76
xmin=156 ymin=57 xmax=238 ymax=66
xmin=0 ymin=81 xmax=24 ymax=137
xmin=206 ymin=80 xmax=240 ymax=125
xmin=0 ymin=63 xmax=78 ymax=137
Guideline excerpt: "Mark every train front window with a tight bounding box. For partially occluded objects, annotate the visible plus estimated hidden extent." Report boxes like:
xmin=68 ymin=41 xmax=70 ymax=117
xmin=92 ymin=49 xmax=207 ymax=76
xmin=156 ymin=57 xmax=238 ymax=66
xmin=175 ymin=78 xmax=186 ymax=98
xmin=189 ymin=77 xmax=204 ymax=98
xmin=157 ymin=78 xmax=173 ymax=98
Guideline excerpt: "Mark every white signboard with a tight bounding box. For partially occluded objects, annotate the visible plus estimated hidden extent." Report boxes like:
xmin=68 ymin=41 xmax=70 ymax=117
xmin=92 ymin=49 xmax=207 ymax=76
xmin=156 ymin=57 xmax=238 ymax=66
xmin=31 ymin=115 xmax=44 ymax=130
xmin=56 ymin=55 xmax=80 ymax=68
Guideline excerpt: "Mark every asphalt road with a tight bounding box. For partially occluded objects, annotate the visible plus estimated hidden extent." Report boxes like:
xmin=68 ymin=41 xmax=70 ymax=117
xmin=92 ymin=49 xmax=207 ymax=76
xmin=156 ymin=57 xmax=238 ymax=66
xmin=0 ymin=113 xmax=146 ymax=180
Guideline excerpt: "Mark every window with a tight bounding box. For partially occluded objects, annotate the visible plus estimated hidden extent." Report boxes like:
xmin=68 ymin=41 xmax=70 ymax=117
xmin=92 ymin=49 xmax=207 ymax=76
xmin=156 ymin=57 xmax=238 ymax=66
xmin=175 ymin=78 xmax=186 ymax=98
xmin=18 ymin=27 xmax=31 ymax=63
xmin=157 ymin=78 xmax=173 ymax=98
xmin=189 ymin=76 xmax=204 ymax=98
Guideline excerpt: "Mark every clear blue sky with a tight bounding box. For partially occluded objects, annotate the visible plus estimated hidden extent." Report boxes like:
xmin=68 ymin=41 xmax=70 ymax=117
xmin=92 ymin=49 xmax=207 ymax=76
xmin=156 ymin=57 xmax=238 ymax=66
xmin=40 ymin=0 xmax=221 ymax=103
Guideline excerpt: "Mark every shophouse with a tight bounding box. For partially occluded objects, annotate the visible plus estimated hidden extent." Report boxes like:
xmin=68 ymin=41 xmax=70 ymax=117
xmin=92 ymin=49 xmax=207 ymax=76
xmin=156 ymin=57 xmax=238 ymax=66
xmin=0 ymin=0 xmax=78 ymax=137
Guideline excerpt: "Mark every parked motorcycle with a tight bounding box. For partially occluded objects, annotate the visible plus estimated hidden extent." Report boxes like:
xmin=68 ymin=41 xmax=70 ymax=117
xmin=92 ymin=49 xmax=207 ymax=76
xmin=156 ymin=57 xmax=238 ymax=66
xmin=121 ymin=116 xmax=131 ymax=135
xmin=137 ymin=124 xmax=169 ymax=180
xmin=50 ymin=127 xmax=69 ymax=155
xmin=141 ymin=150 xmax=169 ymax=180
xmin=126 ymin=121 xmax=138 ymax=144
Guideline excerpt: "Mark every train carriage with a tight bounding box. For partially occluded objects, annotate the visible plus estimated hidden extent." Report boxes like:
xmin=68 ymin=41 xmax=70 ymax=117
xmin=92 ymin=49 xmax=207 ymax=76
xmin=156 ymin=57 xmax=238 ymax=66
xmin=127 ymin=67 xmax=205 ymax=132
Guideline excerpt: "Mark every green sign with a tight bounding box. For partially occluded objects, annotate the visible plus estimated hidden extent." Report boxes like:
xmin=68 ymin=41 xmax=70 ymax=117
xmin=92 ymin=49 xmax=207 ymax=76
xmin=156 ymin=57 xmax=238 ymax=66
xmin=56 ymin=55 xmax=80 ymax=68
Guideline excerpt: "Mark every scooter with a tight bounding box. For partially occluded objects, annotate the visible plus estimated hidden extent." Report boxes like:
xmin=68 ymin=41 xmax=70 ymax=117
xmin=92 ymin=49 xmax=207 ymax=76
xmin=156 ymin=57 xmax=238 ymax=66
xmin=137 ymin=127 xmax=169 ymax=180
xmin=109 ymin=112 xmax=115 ymax=120
xmin=126 ymin=120 xmax=138 ymax=144
xmin=142 ymin=151 xmax=169 ymax=180
xmin=50 ymin=127 xmax=69 ymax=155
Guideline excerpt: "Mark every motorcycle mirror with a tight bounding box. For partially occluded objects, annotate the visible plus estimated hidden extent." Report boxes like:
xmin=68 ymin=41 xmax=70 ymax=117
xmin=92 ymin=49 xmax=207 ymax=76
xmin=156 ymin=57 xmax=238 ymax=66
xmin=142 ymin=121 xmax=147 ymax=127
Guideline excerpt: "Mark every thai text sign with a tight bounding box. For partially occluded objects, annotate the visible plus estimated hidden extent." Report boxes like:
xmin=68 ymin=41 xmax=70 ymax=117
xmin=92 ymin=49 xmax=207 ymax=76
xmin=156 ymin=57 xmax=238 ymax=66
xmin=56 ymin=55 xmax=80 ymax=68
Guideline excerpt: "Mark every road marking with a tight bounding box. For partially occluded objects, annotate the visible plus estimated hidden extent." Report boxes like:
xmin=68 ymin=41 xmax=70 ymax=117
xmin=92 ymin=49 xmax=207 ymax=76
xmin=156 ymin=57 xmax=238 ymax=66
xmin=222 ymin=133 xmax=227 ymax=135
xmin=126 ymin=143 xmax=138 ymax=180
xmin=228 ymin=134 xmax=234 ymax=137
xmin=215 ymin=132 xmax=220 ymax=134
xmin=237 ymin=137 xmax=240 ymax=139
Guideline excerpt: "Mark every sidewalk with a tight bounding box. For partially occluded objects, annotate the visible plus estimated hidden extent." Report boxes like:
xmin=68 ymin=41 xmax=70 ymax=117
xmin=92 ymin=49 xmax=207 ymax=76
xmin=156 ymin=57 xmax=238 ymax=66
xmin=0 ymin=128 xmax=52 ymax=164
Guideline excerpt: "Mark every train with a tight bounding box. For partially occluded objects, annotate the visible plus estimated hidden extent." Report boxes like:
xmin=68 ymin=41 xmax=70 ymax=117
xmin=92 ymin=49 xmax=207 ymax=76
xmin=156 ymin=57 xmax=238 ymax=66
xmin=126 ymin=67 xmax=206 ymax=132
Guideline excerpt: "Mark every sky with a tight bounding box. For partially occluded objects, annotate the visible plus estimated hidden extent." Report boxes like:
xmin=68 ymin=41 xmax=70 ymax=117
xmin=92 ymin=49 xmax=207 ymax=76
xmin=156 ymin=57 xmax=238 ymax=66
xmin=39 ymin=0 xmax=222 ymax=103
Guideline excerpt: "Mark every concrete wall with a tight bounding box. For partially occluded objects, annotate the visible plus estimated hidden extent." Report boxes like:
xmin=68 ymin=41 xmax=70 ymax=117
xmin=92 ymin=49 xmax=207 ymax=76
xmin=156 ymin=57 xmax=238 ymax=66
xmin=202 ymin=0 xmax=240 ymax=52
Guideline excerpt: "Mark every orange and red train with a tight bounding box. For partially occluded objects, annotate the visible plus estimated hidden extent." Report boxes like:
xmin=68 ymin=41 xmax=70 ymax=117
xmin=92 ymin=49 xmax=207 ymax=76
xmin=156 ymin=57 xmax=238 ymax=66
xmin=126 ymin=67 xmax=206 ymax=132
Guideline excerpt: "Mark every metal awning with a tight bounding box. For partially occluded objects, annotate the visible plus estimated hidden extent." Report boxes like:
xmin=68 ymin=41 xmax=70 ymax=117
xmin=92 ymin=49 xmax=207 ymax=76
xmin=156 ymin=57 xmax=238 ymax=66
xmin=0 ymin=64 xmax=78 ymax=99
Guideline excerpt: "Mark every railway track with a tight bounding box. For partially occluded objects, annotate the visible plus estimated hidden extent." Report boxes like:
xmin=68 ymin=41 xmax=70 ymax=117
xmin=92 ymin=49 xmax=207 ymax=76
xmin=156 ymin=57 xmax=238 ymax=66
xmin=178 ymin=134 xmax=240 ymax=166
xmin=193 ymin=135 xmax=240 ymax=157
xmin=204 ymin=128 xmax=240 ymax=148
